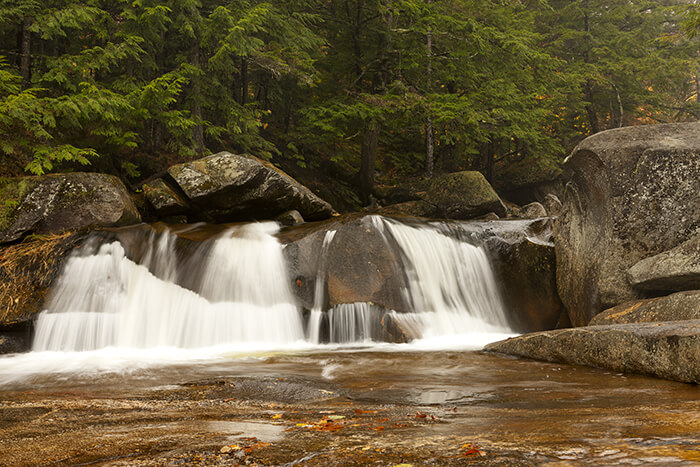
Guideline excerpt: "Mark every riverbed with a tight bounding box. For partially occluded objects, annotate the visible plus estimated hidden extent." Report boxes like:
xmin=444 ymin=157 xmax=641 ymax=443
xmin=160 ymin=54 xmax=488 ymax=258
xmin=1 ymin=347 xmax=698 ymax=466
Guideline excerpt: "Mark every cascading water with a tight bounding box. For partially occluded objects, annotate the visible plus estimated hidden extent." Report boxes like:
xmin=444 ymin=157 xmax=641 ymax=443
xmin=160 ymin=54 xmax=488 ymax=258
xmin=303 ymin=216 xmax=512 ymax=345
xmin=33 ymin=223 xmax=305 ymax=351
xmin=29 ymin=215 xmax=513 ymax=354
xmin=373 ymin=216 xmax=511 ymax=337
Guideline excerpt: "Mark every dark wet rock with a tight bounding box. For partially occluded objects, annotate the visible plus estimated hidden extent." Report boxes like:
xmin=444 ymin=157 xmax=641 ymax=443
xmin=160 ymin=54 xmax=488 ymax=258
xmin=628 ymin=235 xmax=700 ymax=293
xmin=283 ymin=215 xmax=411 ymax=314
xmin=590 ymin=290 xmax=700 ymax=325
xmin=483 ymin=219 xmax=564 ymax=333
xmin=0 ymin=232 xmax=86 ymax=333
xmin=0 ymin=173 xmax=141 ymax=244
xmin=142 ymin=178 xmax=190 ymax=216
xmin=167 ymin=152 xmax=335 ymax=222
xmin=274 ymin=210 xmax=304 ymax=226
xmin=555 ymin=123 xmax=700 ymax=326
xmin=0 ymin=330 xmax=30 ymax=354
xmin=376 ymin=200 xmax=439 ymax=218
xmin=542 ymin=193 xmax=562 ymax=217
xmin=323 ymin=218 xmax=408 ymax=311
xmin=423 ymin=171 xmax=506 ymax=219
xmin=485 ymin=320 xmax=700 ymax=383
xmin=521 ymin=202 xmax=547 ymax=219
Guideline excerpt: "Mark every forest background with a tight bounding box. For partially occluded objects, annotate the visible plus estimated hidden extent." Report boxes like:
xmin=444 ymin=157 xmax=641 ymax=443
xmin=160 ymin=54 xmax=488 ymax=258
xmin=1 ymin=0 xmax=699 ymax=209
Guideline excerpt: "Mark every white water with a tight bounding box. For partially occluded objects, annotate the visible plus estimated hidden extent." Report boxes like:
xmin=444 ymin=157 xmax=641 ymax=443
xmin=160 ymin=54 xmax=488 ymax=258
xmin=1 ymin=217 xmax=517 ymax=385
xmin=373 ymin=216 xmax=511 ymax=337
xmin=306 ymin=230 xmax=336 ymax=343
xmin=33 ymin=223 xmax=304 ymax=351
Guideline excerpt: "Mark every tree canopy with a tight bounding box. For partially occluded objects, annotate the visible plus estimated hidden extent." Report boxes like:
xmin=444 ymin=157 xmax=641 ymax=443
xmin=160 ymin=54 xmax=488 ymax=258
xmin=0 ymin=0 xmax=697 ymax=201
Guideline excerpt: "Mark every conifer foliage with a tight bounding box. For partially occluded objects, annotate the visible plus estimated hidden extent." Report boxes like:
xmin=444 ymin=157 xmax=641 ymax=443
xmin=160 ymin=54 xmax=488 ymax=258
xmin=0 ymin=0 xmax=697 ymax=196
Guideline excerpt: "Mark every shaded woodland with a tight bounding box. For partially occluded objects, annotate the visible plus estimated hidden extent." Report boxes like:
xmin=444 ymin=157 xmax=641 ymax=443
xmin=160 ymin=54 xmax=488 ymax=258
xmin=1 ymin=0 xmax=699 ymax=204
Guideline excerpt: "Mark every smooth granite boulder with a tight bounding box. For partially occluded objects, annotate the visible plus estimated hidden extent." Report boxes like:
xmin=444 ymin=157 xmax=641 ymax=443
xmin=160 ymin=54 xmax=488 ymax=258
xmin=555 ymin=123 xmax=700 ymax=326
xmin=485 ymin=321 xmax=700 ymax=383
xmin=0 ymin=173 xmax=141 ymax=244
xmin=627 ymin=235 xmax=700 ymax=293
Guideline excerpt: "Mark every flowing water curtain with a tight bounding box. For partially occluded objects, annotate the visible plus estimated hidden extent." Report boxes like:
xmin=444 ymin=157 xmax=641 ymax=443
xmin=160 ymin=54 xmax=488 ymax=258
xmin=372 ymin=216 xmax=511 ymax=336
xmin=33 ymin=223 xmax=305 ymax=351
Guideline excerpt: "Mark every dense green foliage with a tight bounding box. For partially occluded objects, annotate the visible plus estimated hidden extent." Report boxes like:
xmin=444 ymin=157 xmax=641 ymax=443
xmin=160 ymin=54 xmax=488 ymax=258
xmin=0 ymin=0 xmax=698 ymax=200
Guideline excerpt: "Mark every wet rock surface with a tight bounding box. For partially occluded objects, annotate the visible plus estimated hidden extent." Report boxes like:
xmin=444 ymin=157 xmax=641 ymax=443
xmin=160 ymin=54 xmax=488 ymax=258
xmin=0 ymin=173 xmax=141 ymax=244
xmin=148 ymin=152 xmax=335 ymax=223
xmin=590 ymin=290 xmax=700 ymax=325
xmin=628 ymin=235 xmax=700 ymax=293
xmin=0 ymin=351 xmax=698 ymax=466
xmin=555 ymin=123 xmax=700 ymax=326
xmin=485 ymin=320 xmax=700 ymax=383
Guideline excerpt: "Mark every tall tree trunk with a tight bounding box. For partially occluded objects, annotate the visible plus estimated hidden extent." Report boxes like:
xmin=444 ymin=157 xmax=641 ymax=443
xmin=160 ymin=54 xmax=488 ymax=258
xmin=484 ymin=138 xmax=495 ymax=184
xmin=359 ymin=120 xmax=379 ymax=204
xmin=425 ymin=3 xmax=434 ymax=178
xmin=582 ymin=1 xmax=599 ymax=134
xmin=191 ymin=43 xmax=205 ymax=155
xmin=241 ymin=58 xmax=249 ymax=105
xmin=20 ymin=18 xmax=31 ymax=89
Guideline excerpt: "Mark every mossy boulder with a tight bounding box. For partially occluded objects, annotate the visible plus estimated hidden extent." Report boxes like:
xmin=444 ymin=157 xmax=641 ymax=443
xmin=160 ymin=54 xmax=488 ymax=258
xmin=423 ymin=171 xmax=506 ymax=220
xmin=162 ymin=151 xmax=335 ymax=222
xmin=142 ymin=178 xmax=190 ymax=216
xmin=0 ymin=173 xmax=141 ymax=244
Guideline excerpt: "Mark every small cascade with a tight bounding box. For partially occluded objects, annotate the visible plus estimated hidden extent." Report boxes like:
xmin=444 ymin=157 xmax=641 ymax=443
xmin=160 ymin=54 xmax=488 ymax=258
xmin=327 ymin=303 xmax=383 ymax=343
xmin=33 ymin=223 xmax=304 ymax=351
xmin=373 ymin=216 xmax=511 ymax=337
xmin=29 ymin=215 xmax=513 ymax=355
xmin=306 ymin=230 xmax=336 ymax=343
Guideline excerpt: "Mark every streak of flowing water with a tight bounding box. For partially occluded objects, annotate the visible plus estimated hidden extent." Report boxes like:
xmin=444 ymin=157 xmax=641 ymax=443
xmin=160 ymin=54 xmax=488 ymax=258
xmin=306 ymin=230 xmax=336 ymax=344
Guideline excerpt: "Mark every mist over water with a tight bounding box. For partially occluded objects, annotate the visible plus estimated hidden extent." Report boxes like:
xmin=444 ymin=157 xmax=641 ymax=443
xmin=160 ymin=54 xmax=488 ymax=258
xmin=1 ymin=217 xmax=516 ymax=386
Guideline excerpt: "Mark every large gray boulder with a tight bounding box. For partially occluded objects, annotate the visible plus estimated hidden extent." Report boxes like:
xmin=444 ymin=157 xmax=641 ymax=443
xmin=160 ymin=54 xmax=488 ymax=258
xmin=281 ymin=215 xmax=409 ymax=313
xmin=555 ymin=123 xmax=700 ymax=326
xmin=0 ymin=173 xmax=141 ymax=244
xmin=423 ymin=171 xmax=507 ymax=219
xmin=627 ymin=235 xmax=700 ymax=293
xmin=485 ymin=321 xmax=700 ymax=384
xmin=589 ymin=290 xmax=700 ymax=325
xmin=145 ymin=152 xmax=335 ymax=223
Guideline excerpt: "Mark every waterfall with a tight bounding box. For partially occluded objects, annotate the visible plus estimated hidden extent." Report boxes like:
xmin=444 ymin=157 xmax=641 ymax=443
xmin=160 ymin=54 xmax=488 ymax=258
xmin=33 ymin=223 xmax=305 ymax=351
xmin=30 ymin=216 xmax=513 ymax=353
xmin=373 ymin=216 xmax=510 ymax=337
